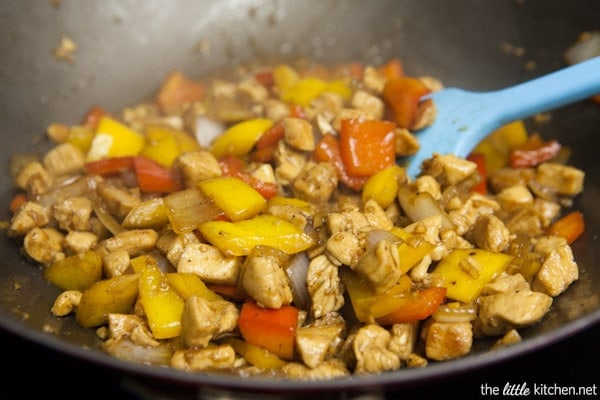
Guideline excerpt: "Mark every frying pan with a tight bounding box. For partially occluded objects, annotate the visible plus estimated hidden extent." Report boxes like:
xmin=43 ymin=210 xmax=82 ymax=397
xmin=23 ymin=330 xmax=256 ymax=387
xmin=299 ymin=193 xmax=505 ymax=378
xmin=1 ymin=0 xmax=599 ymax=398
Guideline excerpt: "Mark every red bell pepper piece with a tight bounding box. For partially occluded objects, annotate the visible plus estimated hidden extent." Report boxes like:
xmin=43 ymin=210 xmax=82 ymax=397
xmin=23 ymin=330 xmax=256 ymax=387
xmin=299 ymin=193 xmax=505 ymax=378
xmin=466 ymin=153 xmax=488 ymax=194
xmin=382 ymin=77 xmax=431 ymax=129
xmin=377 ymin=58 xmax=404 ymax=80
xmin=255 ymin=120 xmax=285 ymax=149
xmin=205 ymin=283 xmax=246 ymax=302
xmin=218 ymin=156 xmax=278 ymax=199
xmin=508 ymin=133 xmax=562 ymax=168
xmin=238 ymin=300 xmax=299 ymax=360
xmin=85 ymin=156 xmax=135 ymax=176
xmin=313 ymin=134 xmax=368 ymax=191
xmin=339 ymin=118 xmax=397 ymax=177
xmin=9 ymin=193 xmax=28 ymax=213
xmin=375 ymin=287 xmax=447 ymax=325
xmin=133 ymin=156 xmax=183 ymax=193
xmin=156 ymin=70 xmax=205 ymax=111
xmin=547 ymin=211 xmax=585 ymax=244
xmin=81 ymin=105 xmax=109 ymax=130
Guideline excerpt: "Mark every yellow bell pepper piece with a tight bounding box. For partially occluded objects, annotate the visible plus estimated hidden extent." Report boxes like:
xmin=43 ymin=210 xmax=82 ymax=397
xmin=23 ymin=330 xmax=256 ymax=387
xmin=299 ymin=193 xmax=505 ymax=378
xmin=44 ymin=250 xmax=103 ymax=291
xmin=210 ymin=118 xmax=274 ymax=159
xmin=121 ymin=197 xmax=170 ymax=229
xmin=165 ymin=273 xmax=223 ymax=301
xmin=131 ymin=255 xmax=185 ymax=339
xmin=141 ymin=125 xmax=201 ymax=168
xmin=390 ymin=227 xmax=436 ymax=274
xmin=473 ymin=120 xmax=528 ymax=173
xmin=273 ymin=64 xmax=301 ymax=94
xmin=86 ymin=116 xmax=146 ymax=161
xmin=67 ymin=126 xmax=94 ymax=153
xmin=267 ymin=196 xmax=314 ymax=214
xmin=362 ymin=165 xmax=405 ymax=208
xmin=431 ymin=248 xmax=513 ymax=303
xmin=282 ymin=77 xmax=328 ymax=106
xmin=221 ymin=337 xmax=286 ymax=370
xmin=199 ymin=214 xmax=314 ymax=256
xmin=325 ymin=78 xmax=353 ymax=101
xmin=198 ymin=176 xmax=267 ymax=222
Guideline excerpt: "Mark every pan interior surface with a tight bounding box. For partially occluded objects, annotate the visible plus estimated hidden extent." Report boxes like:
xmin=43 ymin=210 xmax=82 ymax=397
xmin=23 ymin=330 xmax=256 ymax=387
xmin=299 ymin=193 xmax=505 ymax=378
xmin=0 ymin=0 xmax=598 ymax=395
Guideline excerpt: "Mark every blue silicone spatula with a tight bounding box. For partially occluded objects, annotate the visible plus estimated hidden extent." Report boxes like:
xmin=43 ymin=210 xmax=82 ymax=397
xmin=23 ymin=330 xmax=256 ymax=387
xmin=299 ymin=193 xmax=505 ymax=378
xmin=403 ymin=56 xmax=600 ymax=178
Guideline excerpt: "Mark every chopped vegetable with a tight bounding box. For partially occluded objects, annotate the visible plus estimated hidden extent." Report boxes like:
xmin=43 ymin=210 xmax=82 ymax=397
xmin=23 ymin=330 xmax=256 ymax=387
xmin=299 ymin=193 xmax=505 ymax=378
xmin=547 ymin=211 xmax=585 ymax=244
xmin=156 ymin=70 xmax=205 ymax=110
xmin=210 ymin=118 xmax=274 ymax=159
xmin=382 ymin=76 xmax=431 ymax=129
xmin=198 ymin=176 xmax=267 ymax=222
xmin=133 ymin=156 xmax=183 ymax=193
xmin=44 ymin=251 xmax=103 ymax=291
xmin=466 ymin=152 xmax=488 ymax=194
xmin=313 ymin=133 xmax=368 ymax=190
xmin=86 ymin=116 xmax=146 ymax=162
xmin=238 ymin=300 xmax=299 ymax=360
xmin=374 ymin=287 xmax=447 ymax=325
xmin=509 ymin=133 xmax=562 ymax=168
xmin=361 ymin=164 xmax=405 ymax=208
xmin=165 ymin=273 xmax=223 ymax=301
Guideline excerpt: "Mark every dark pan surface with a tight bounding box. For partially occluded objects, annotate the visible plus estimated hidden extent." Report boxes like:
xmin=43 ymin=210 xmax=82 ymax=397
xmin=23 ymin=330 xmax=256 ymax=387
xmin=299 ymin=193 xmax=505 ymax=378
xmin=0 ymin=0 xmax=599 ymax=396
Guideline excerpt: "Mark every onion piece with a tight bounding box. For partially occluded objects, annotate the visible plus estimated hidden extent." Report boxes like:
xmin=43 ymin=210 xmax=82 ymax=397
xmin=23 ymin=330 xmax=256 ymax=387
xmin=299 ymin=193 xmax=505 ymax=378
xmin=195 ymin=116 xmax=225 ymax=148
xmin=432 ymin=302 xmax=478 ymax=323
xmin=93 ymin=202 xmax=124 ymax=236
xmin=365 ymin=229 xmax=400 ymax=251
xmin=103 ymin=338 xmax=173 ymax=366
xmin=285 ymin=251 xmax=311 ymax=311
xmin=397 ymin=187 xmax=455 ymax=229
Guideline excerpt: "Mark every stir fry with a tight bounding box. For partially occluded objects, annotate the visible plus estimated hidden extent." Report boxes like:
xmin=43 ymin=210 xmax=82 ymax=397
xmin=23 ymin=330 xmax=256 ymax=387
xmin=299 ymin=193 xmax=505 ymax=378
xmin=6 ymin=59 xmax=585 ymax=379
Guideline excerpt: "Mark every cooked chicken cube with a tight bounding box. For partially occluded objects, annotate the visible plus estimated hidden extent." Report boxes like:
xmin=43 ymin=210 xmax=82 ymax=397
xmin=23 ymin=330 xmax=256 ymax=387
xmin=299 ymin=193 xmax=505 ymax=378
xmin=533 ymin=240 xmax=578 ymax=296
xmin=42 ymin=142 xmax=85 ymax=176
xmin=273 ymin=141 xmax=307 ymax=185
xmin=415 ymin=175 xmax=442 ymax=201
xmin=353 ymin=240 xmax=401 ymax=294
xmin=292 ymin=161 xmax=338 ymax=203
xmin=103 ymin=228 xmax=158 ymax=257
xmin=263 ymin=98 xmax=290 ymax=121
xmin=481 ymin=272 xmax=530 ymax=296
xmin=177 ymin=243 xmax=240 ymax=285
xmin=424 ymin=321 xmax=472 ymax=361
xmin=180 ymin=296 xmax=239 ymax=348
xmin=282 ymin=359 xmax=350 ymax=380
xmin=8 ymin=201 xmax=51 ymax=236
xmin=534 ymin=162 xmax=584 ymax=196
xmin=175 ymin=151 xmax=222 ymax=188
xmin=237 ymin=77 xmax=269 ymax=103
xmin=326 ymin=231 xmax=360 ymax=267
xmin=362 ymin=199 xmax=394 ymax=231
xmin=102 ymin=249 xmax=131 ymax=278
xmin=241 ymin=251 xmax=293 ymax=309
xmin=53 ymin=196 xmax=93 ymax=231
xmin=331 ymin=108 xmax=374 ymax=131
xmin=15 ymin=161 xmax=53 ymax=196
xmin=421 ymin=153 xmax=478 ymax=187
xmin=448 ymin=193 xmax=500 ymax=235
xmin=156 ymin=230 xmax=201 ymax=265
xmin=296 ymin=320 xmax=345 ymax=368
xmin=96 ymin=182 xmax=141 ymax=219
xmin=467 ymin=214 xmax=510 ymax=252
xmin=493 ymin=329 xmax=522 ymax=349
xmin=23 ymin=227 xmax=64 ymax=265
xmin=394 ymin=128 xmax=420 ymax=156
xmin=476 ymin=290 xmax=553 ymax=336
xmin=51 ymin=290 xmax=82 ymax=316
xmin=107 ymin=313 xmax=159 ymax=347
xmin=495 ymin=185 xmax=534 ymax=213
xmin=63 ymin=231 xmax=98 ymax=254
xmin=353 ymin=324 xmax=400 ymax=374
xmin=283 ymin=117 xmax=315 ymax=151
xmin=362 ymin=65 xmax=387 ymax=93
xmin=411 ymin=98 xmax=436 ymax=131
xmin=388 ymin=322 xmax=418 ymax=360
xmin=351 ymin=90 xmax=384 ymax=119
xmin=306 ymin=255 xmax=345 ymax=319
xmin=488 ymin=167 xmax=535 ymax=193
xmin=171 ymin=344 xmax=237 ymax=371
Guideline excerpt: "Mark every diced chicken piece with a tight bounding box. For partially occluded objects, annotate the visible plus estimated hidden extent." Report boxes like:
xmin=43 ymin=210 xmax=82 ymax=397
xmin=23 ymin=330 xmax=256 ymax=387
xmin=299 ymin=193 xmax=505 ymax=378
xmin=103 ymin=337 xmax=173 ymax=366
xmin=331 ymin=108 xmax=374 ymax=131
xmin=8 ymin=201 xmax=51 ymax=236
xmin=362 ymin=66 xmax=387 ymax=93
xmin=353 ymin=240 xmax=401 ymax=294
xmin=266 ymin=202 xmax=312 ymax=230
xmin=63 ymin=231 xmax=98 ymax=254
xmin=411 ymin=99 xmax=436 ymax=131
xmin=481 ymin=272 xmax=530 ymax=296
xmin=208 ymin=80 xmax=255 ymax=122
xmin=241 ymin=252 xmax=293 ymax=309
xmin=107 ymin=313 xmax=159 ymax=347
xmin=394 ymin=128 xmax=420 ymax=156
xmin=405 ymin=353 xmax=428 ymax=368
xmin=424 ymin=321 xmax=473 ymax=361
xmin=296 ymin=320 xmax=345 ymax=368
xmin=292 ymin=161 xmax=338 ymax=203
xmin=493 ymin=328 xmax=522 ymax=349
xmin=273 ymin=141 xmax=307 ymax=185
xmin=181 ymin=296 xmax=239 ymax=348
xmin=102 ymin=249 xmax=131 ymax=278
xmin=282 ymin=359 xmax=350 ymax=380
xmin=53 ymin=196 xmax=93 ymax=231
xmin=533 ymin=239 xmax=578 ymax=297
xmin=326 ymin=231 xmax=360 ymax=266
xmin=363 ymin=199 xmax=394 ymax=231
xmin=353 ymin=324 xmax=400 ymax=374
xmin=263 ymin=98 xmax=290 ymax=121
xmin=15 ymin=161 xmax=54 ymax=196
xmin=448 ymin=193 xmax=500 ymax=236
xmin=504 ymin=208 xmax=545 ymax=237
xmin=316 ymin=113 xmax=335 ymax=136
xmin=388 ymin=322 xmax=418 ymax=360
xmin=495 ymin=185 xmax=534 ymax=213
xmin=171 ymin=344 xmax=237 ymax=371
xmin=532 ymin=198 xmax=561 ymax=227
xmin=103 ymin=229 xmax=158 ymax=257
xmin=476 ymin=290 xmax=553 ymax=336
xmin=308 ymin=92 xmax=345 ymax=121
xmin=237 ymin=77 xmax=269 ymax=103
xmin=51 ymin=290 xmax=82 ymax=316
xmin=42 ymin=142 xmax=85 ymax=176
xmin=23 ymin=227 xmax=64 ymax=265
xmin=96 ymin=182 xmax=141 ymax=219
xmin=488 ymin=167 xmax=535 ymax=193
xmin=534 ymin=163 xmax=584 ymax=197
xmin=175 ymin=151 xmax=222 ymax=188
xmin=467 ymin=214 xmax=510 ymax=252
xmin=306 ymin=255 xmax=345 ymax=319
xmin=121 ymin=197 xmax=169 ymax=230
xmin=283 ymin=117 xmax=315 ymax=151
xmin=421 ymin=153 xmax=478 ymax=187
xmin=248 ymin=162 xmax=277 ymax=185
xmin=415 ymin=175 xmax=442 ymax=201
xmin=156 ymin=230 xmax=201 ymax=265
xmin=46 ymin=122 xmax=70 ymax=143
xmin=419 ymin=75 xmax=444 ymax=92
xmin=178 ymin=243 xmax=240 ymax=285
xmin=351 ymin=90 xmax=384 ymax=119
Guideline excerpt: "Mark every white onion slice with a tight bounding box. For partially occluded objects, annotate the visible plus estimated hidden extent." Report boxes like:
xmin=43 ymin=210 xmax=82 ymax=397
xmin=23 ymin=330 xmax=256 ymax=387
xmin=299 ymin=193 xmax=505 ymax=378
xmin=285 ymin=252 xmax=311 ymax=311
xmin=365 ymin=229 xmax=400 ymax=251
xmin=432 ymin=303 xmax=478 ymax=323
xmin=194 ymin=116 xmax=225 ymax=148
xmin=397 ymin=187 xmax=455 ymax=230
